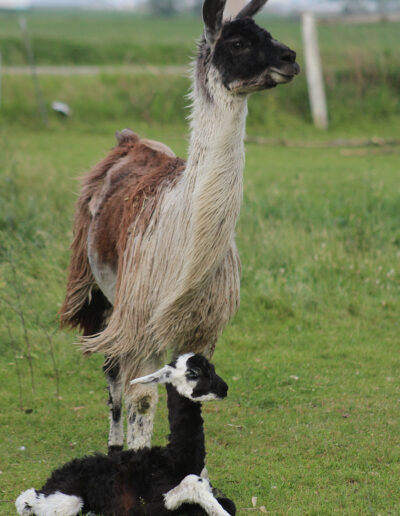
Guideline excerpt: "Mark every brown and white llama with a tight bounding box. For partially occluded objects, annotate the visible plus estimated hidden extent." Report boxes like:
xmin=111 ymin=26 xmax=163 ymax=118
xmin=60 ymin=0 xmax=299 ymax=454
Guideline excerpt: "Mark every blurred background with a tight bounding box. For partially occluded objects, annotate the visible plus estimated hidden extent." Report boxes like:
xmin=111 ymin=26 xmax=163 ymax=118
xmin=0 ymin=0 xmax=399 ymax=132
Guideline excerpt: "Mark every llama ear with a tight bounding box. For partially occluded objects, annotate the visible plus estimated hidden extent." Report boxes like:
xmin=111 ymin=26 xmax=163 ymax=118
xmin=130 ymin=365 xmax=173 ymax=385
xmin=203 ymin=0 xmax=227 ymax=46
xmin=236 ymin=0 xmax=269 ymax=19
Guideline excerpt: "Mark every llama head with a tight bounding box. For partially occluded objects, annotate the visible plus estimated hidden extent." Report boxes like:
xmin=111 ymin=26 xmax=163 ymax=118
xmin=130 ymin=353 xmax=228 ymax=402
xmin=198 ymin=0 xmax=299 ymax=96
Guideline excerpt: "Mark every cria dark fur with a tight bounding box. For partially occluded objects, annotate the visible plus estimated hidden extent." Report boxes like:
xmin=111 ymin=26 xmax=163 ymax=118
xmin=25 ymin=379 xmax=235 ymax=516
xmin=38 ymin=449 xmax=233 ymax=515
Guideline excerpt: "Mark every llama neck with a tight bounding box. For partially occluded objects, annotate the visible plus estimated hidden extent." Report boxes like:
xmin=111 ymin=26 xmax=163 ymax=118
xmin=166 ymin=383 xmax=205 ymax=476
xmin=147 ymin=65 xmax=248 ymax=349
xmin=179 ymin=67 xmax=248 ymax=293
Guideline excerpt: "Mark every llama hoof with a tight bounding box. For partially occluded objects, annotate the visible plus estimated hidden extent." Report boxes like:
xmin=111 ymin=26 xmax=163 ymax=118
xmin=108 ymin=445 xmax=123 ymax=456
xmin=217 ymin=497 xmax=236 ymax=516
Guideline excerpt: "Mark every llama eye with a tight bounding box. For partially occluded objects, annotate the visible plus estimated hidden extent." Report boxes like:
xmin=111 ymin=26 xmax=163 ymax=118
xmin=187 ymin=368 xmax=201 ymax=379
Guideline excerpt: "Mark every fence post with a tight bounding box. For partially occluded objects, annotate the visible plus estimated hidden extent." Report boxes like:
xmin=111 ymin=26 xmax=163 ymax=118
xmin=301 ymin=12 xmax=328 ymax=129
xmin=0 ymin=52 xmax=2 ymax=108
xmin=19 ymin=16 xmax=48 ymax=126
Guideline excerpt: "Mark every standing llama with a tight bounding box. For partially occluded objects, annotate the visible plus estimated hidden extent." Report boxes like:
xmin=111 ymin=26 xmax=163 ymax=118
xmin=60 ymin=0 xmax=299 ymax=453
xmin=16 ymin=354 xmax=236 ymax=516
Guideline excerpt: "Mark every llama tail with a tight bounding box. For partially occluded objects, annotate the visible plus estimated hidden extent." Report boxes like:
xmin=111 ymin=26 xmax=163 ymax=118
xmin=16 ymin=488 xmax=83 ymax=516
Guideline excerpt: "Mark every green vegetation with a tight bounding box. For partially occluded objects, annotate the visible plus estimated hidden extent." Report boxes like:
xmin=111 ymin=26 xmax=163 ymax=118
xmin=1 ymin=12 xmax=399 ymax=129
xmin=0 ymin=10 xmax=399 ymax=516
xmin=2 ymin=69 xmax=400 ymax=134
xmin=1 ymin=11 xmax=400 ymax=70
xmin=0 ymin=12 xmax=202 ymax=65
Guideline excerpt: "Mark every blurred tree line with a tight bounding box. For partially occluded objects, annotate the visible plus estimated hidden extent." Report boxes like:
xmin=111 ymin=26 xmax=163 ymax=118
xmin=149 ymin=0 xmax=202 ymax=16
xmin=147 ymin=0 xmax=400 ymax=16
xmin=341 ymin=0 xmax=400 ymax=13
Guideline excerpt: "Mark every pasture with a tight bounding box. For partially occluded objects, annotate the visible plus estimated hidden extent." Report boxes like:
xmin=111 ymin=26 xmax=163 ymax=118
xmin=0 ymin=10 xmax=400 ymax=516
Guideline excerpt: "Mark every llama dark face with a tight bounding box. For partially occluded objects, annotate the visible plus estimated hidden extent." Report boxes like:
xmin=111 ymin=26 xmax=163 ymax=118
xmin=212 ymin=18 xmax=299 ymax=93
xmin=130 ymin=353 xmax=228 ymax=402
xmin=202 ymin=0 xmax=299 ymax=94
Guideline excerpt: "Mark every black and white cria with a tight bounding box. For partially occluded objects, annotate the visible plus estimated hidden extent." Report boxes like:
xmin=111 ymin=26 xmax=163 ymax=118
xmin=16 ymin=353 xmax=235 ymax=516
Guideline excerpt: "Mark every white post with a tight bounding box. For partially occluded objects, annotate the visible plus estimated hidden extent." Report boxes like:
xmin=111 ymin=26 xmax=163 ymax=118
xmin=19 ymin=16 xmax=48 ymax=126
xmin=301 ymin=12 xmax=328 ymax=129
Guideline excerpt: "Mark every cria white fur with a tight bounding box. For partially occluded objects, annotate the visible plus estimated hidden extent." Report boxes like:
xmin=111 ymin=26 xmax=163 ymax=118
xmin=171 ymin=354 xmax=223 ymax=401
xmin=164 ymin=474 xmax=231 ymax=516
xmin=170 ymin=354 xmax=199 ymax=399
xmin=16 ymin=488 xmax=37 ymax=515
xmin=131 ymin=353 xmax=222 ymax=402
xmin=16 ymin=489 xmax=83 ymax=516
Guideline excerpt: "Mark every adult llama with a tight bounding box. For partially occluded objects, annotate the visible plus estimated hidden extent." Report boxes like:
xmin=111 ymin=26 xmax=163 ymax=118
xmin=60 ymin=0 xmax=300 ymax=453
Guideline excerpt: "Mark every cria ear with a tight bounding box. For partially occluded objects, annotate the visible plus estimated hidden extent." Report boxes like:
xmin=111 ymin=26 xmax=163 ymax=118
xmin=236 ymin=0 xmax=269 ymax=19
xmin=130 ymin=365 xmax=173 ymax=385
xmin=203 ymin=0 xmax=227 ymax=46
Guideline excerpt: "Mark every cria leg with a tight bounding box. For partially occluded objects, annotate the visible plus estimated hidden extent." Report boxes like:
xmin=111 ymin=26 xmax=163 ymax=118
xmin=164 ymin=475 xmax=232 ymax=516
xmin=16 ymin=489 xmax=83 ymax=516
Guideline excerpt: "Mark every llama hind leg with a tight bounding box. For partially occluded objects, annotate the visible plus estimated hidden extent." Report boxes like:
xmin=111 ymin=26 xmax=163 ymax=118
xmin=16 ymin=488 xmax=83 ymax=516
xmin=164 ymin=475 xmax=234 ymax=516
xmin=104 ymin=357 xmax=124 ymax=454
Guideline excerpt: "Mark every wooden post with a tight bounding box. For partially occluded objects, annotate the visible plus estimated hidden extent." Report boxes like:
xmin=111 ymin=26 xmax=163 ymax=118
xmin=19 ymin=16 xmax=48 ymax=126
xmin=0 ymin=52 xmax=2 ymax=108
xmin=301 ymin=12 xmax=328 ymax=129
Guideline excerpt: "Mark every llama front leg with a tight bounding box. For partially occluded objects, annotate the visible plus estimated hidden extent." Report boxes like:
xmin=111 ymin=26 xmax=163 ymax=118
xmin=104 ymin=357 xmax=124 ymax=454
xmin=126 ymin=383 xmax=158 ymax=450
xmin=16 ymin=488 xmax=83 ymax=516
xmin=164 ymin=475 xmax=233 ymax=516
xmin=125 ymin=358 xmax=161 ymax=450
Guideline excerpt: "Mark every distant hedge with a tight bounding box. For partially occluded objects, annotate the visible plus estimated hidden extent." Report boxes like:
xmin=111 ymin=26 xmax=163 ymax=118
xmin=2 ymin=70 xmax=399 ymax=129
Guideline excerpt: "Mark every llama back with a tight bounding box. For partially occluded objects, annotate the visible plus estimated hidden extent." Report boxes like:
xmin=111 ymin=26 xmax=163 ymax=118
xmin=59 ymin=137 xmax=135 ymax=335
xmin=60 ymin=130 xmax=184 ymax=336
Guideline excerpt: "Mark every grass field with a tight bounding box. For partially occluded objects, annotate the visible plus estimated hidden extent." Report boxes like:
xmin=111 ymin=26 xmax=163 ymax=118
xmin=1 ymin=9 xmax=400 ymax=516
xmin=1 ymin=119 xmax=399 ymax=514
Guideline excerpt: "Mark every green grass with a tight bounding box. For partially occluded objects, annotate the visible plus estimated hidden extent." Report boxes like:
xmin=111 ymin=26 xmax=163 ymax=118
xmin=0 ymin=10 xmax=399 ymax=515
xmin=0 ymin=12 xmax=203 ymax=66
xmin=0 ymin=117 xmax=399 ymax=515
